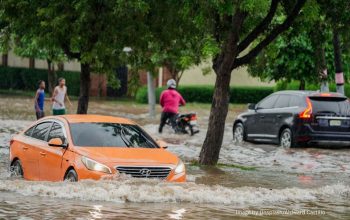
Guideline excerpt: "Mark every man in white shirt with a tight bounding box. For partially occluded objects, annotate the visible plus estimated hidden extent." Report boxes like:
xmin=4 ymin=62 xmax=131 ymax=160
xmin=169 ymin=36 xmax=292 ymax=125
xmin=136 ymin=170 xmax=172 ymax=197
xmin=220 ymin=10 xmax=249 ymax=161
xmin=52 ymin=78 xmax=72 ymax=115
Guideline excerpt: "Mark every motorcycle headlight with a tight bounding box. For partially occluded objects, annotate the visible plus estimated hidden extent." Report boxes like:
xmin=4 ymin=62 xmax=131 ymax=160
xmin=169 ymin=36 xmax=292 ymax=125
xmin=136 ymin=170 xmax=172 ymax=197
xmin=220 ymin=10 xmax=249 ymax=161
xmin=81 ymin=156 xmax=112 ymax=174
xmin=174 ymin=160 xmax=185 ymax=174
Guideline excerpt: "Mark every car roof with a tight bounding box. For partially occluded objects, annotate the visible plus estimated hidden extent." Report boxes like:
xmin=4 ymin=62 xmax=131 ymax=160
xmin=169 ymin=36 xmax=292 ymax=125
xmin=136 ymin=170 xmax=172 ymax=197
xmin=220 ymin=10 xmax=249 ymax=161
xmin=57 ymin=114 xmax=135 ymax=124
xmin=274 ymin=90 xmax=346 ymax=98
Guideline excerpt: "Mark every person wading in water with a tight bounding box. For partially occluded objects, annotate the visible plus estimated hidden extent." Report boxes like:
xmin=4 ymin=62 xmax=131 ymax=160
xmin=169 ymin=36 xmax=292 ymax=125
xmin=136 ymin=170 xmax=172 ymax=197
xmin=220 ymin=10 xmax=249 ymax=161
xmin=34 ymin=80 xmax=50 ymax=120
xmin=52 ymin=78 xmax=72 ymax=115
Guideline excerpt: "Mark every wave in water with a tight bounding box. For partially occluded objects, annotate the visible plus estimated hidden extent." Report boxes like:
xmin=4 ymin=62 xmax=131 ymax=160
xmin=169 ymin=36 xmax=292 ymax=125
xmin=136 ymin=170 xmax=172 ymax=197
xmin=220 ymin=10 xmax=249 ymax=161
xmin=0 ymin=179 xmax=349 ymax=205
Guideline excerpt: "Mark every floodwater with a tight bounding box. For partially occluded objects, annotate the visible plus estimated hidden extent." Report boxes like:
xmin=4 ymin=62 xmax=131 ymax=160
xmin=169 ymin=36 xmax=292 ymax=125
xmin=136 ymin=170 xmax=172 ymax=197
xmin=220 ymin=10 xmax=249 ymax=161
xmin=0 ymin=96 xmax=350 ymax=219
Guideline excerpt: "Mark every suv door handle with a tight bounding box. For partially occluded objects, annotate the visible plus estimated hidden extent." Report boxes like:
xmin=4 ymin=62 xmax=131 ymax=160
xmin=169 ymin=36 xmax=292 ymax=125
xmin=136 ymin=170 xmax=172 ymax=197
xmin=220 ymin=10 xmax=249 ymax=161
xmin=40 ymin=152 xmax=46 ymax=156
xmin=277 ymin=115 xmax=282 ymax=118
xmin=260 ymin=115 xmax=265 ymax=118
xmin=22 ymin=146 xmax=29 ymax=150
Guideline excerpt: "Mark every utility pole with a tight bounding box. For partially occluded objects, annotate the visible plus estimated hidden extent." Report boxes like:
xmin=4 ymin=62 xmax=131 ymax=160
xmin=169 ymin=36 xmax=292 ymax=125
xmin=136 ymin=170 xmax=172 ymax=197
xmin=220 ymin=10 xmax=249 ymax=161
xmin=147 ymin=71 xmax=156 ymax=118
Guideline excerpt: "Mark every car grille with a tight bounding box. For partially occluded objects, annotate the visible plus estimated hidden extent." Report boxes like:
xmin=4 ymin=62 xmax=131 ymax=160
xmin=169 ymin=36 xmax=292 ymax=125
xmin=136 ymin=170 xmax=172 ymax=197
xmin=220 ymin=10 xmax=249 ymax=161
xmin=116 ymin=166 xmax=171 ymax=179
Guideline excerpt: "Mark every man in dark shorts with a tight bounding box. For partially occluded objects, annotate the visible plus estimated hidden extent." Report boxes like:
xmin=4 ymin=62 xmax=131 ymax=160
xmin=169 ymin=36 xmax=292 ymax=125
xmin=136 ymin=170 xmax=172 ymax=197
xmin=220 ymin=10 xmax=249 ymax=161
xmin=34 ymin=80 xmax=47 ymax=120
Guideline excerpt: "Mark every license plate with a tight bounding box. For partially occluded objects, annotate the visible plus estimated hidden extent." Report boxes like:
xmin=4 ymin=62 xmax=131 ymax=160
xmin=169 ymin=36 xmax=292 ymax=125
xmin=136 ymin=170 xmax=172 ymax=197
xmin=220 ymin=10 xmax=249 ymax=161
xmin=190 ymin=120 xmax=197 ymax=125
xmin=329 ymin=120 xmax=341 ymax=126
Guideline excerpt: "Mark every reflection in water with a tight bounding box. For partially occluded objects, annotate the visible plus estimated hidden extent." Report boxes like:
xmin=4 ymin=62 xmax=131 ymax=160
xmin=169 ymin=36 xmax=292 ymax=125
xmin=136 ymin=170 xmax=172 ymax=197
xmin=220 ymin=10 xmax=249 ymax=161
xmin=168 ymin=208 xmax=186 ymax=220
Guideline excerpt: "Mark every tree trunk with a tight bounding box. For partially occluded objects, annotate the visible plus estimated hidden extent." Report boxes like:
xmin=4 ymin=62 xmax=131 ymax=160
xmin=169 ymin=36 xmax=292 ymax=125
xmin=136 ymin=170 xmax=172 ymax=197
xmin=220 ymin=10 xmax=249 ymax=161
xmin=332 ymin=29 xmax=344 ymax=95
xmin=29 ymin=58 xmax=35 ymax=68
xmin=47 ymin=59 xmax=57 ymax=95
xmin=147 ymin=71 xmax=156 ymax=118
xmin=199 ymin=10 xmax=245 ymax=165
xmin=77 ymin=63 xmax=91 ymax=114
xmin=299 ymin=79 xmax=305 ymax=90
xmin=199 ymin=70 xmax=232 ymax=165
xmin=2 ymin=54 xmax=8 ymax=66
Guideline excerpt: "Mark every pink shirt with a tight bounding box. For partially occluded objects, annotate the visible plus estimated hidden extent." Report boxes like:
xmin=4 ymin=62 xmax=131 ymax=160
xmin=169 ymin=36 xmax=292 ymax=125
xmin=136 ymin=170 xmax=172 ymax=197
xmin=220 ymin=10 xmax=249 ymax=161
xmin=160 ymin=89 xmax=186 ymax=113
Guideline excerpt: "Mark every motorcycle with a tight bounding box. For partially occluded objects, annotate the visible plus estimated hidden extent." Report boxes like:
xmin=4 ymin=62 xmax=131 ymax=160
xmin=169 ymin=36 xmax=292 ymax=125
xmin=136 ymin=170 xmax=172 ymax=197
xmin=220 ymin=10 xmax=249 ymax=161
xmin=166 ymin=112 xmax=199 ymax=136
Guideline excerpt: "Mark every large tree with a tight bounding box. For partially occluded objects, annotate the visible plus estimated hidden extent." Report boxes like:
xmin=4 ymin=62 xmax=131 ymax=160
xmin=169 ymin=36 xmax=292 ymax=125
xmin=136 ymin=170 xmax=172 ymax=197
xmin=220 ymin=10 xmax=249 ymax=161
xmin=1 ymin=0 xmax=150 ymax=113
xmin=319 ymin=0 xmax=350 ymax=95
xmin=185 ymin=0 xmax=307 ymax=165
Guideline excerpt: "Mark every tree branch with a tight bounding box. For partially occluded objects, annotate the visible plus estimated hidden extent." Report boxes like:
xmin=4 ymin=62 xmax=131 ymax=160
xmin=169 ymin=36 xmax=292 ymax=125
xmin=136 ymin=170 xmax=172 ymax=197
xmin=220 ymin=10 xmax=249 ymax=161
xmin=237 ymin=0 xmax=279 ymax=54
xmin=233 ymin=0 xmax=306 ymax=68
xmin=61 ymin=42 xmax=80 ymax=59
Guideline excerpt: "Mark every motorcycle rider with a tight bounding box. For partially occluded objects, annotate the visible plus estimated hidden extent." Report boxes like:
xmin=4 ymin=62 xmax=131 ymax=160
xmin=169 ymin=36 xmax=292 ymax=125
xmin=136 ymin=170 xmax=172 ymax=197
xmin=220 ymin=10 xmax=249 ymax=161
xmin=159 ymin=79 xmax=186 ymax=133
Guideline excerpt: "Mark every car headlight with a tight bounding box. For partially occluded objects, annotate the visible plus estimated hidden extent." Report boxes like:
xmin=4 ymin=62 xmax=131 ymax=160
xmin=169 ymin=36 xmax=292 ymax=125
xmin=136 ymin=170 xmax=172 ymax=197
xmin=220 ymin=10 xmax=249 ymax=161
xmin=174 ymin=160 xmax=185 ymax=174
xmin=81 ymin=156 xmax=112 ymax=174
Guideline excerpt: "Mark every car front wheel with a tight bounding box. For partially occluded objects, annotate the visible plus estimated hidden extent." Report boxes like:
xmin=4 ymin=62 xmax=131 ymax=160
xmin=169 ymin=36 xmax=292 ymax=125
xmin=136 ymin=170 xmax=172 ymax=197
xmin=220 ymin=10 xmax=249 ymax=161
xmin=280 ymin=128 xmax=293 ymax=148
xmin=11 ymin=159 xmax=23 ymax=178
xmin=64 ymin=169 xmax=78 ymax=182
xmin=233 ymin=123 xmax=245 ymax=144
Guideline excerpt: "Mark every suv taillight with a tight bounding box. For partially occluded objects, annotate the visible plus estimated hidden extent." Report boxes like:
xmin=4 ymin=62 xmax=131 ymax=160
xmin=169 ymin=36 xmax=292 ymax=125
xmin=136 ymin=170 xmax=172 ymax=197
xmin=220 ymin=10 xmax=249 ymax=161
xmin=299 ymin=97 xmax=312 ymax=119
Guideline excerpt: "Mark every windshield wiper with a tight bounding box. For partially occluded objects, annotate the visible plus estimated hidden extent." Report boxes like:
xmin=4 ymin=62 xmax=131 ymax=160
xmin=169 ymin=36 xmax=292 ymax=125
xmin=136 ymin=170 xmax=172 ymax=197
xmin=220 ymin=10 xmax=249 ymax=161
xmin=119 ymin=125 xmax=133 ymax=147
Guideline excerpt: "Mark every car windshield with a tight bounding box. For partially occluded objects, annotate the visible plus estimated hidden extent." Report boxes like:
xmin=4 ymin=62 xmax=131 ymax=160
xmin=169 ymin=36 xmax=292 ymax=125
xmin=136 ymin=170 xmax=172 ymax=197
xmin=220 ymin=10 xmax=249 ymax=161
xmin=70 ymin=123 xmax=159 ymax=148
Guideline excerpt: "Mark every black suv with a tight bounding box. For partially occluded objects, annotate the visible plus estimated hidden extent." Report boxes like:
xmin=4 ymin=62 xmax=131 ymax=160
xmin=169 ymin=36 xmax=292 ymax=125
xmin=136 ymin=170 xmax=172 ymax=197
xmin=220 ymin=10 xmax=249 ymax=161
xmin=233 ymin=90 xmax=350 ymax=148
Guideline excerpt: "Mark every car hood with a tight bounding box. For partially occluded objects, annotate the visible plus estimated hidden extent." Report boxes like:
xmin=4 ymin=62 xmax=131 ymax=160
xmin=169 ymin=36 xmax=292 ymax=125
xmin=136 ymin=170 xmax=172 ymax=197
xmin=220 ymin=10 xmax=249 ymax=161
xmin=73 ymin=147 xmax=180 ymax=166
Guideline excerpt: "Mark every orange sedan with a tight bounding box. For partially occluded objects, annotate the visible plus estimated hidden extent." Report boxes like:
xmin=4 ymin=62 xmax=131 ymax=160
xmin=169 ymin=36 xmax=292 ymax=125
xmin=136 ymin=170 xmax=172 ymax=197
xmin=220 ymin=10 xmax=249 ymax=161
xmin=9 ymin=115 xmax=186 ymax=182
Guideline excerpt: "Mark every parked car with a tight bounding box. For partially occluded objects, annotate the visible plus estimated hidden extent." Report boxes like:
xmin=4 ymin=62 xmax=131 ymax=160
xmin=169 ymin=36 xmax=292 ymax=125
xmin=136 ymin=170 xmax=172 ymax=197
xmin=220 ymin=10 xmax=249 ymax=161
xmin=233 ymin=90 xmax=350 ymax=148
xmin=10 ymin=115 xmax=186 ymax=182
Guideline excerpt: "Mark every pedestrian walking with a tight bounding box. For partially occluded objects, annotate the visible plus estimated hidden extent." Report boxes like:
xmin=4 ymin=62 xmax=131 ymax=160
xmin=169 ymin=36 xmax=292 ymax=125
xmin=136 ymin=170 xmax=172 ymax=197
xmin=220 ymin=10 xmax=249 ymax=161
xmin=34 ymin=80 xmax=49 ymax=120
xmin=52 ymin=78 xmax=72 ymax=115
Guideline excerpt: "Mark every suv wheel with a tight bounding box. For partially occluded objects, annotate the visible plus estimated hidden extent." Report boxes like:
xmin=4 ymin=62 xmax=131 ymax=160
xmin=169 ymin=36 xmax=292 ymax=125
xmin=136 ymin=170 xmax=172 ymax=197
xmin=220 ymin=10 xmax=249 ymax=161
xmin=233 ymin=123 xmax=245 ymax=144
xmin=280 ymin=128 xmax=293 ymax=148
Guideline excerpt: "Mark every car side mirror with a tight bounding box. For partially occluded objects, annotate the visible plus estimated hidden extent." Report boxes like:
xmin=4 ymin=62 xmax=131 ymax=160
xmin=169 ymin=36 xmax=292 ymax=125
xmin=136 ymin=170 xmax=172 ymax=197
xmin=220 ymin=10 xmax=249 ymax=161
xmin=48 ymin=138 xmax=68 ymax=148
xmin=156 ymin=140 xmax=168 ymax=149
xmin=248 ymin=103 xmax=256 ymax=110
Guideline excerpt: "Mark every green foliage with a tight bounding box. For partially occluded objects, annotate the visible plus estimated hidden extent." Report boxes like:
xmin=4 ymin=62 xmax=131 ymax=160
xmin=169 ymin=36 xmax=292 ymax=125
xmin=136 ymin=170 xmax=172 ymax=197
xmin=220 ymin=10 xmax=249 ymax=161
xmin=248 ymin=0 xmax=350 ymax=86
xmin=0 ymin=66 xmax=80 ymax=96
xmin=275 ymin=80 xmax=350 ymax=97
xmin=135 ymin=86 xmax=273 ymax=104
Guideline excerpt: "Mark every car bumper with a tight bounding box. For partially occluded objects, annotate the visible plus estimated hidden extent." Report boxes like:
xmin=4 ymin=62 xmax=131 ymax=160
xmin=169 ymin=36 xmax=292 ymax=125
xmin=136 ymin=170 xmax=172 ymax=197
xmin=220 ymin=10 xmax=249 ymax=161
xmin=295 ymin=125 xmax=350 ymax=146
xmin=76 ymin=168 xmax=186 ymax=182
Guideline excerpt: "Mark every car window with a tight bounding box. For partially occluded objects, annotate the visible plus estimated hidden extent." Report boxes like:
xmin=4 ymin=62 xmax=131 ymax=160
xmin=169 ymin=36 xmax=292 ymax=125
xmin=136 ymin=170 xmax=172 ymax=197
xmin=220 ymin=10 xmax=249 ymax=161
xmin=257 ymin=95 xmax=278 ymax=109
xmin=309 ymin=97 xmax=350 ymax=115
xmin=275 ymin=95 xmax=291 ymax=108
xmin=24 ymin=126 xmax=35 ymax=137
xmin=31 ymin=122 xmax=52 ymax=141
xmin=48 ymin=122 xmax=66 ymax=143
xmin=289 ymin=95 xmax=301 ymax=107
xmin=70 ymin=123 xmax=159 ymax=148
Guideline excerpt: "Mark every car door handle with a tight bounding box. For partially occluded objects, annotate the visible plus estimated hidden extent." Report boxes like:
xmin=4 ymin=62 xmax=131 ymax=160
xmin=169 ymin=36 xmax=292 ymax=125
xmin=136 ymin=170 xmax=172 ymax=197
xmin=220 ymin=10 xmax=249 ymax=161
xmin=277 ymin=115 xmax=282 ymax=118
xmin=260 ymin=116 xmax=265 ymax=118
xmin=22 ymin=146 xmax=29 ymax=150
xmin=40 ymin=152 xmax=46 ymax=156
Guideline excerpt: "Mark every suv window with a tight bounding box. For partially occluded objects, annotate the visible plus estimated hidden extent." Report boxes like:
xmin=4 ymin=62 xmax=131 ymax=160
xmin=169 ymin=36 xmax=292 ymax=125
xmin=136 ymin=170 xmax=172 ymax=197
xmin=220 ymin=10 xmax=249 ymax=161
xmin=257 ymin=95 xmax=278 ymax=109
xmin=309 ymin=97 xmax=349 ymax=115
xmin=275 ymin=95 xmax=291 ymax=108
xmin=32 ymin=122 xmax=52 ymax=141
xmin=48 ymin=122 xmax=66 ymax=143
xmin=289 ymin=95 xmax=301 ymax=107
xmin=24 ymin=126 xmax=35 ymax=137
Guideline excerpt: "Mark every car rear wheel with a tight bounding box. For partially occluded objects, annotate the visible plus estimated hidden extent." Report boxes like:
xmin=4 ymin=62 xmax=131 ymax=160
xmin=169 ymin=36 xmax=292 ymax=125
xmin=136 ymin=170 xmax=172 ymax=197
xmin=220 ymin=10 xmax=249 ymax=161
xmin=11 ymin=160 xmax=23 ymax=178
xmin=64 ymin=169 xmax=78 ymax=182
xmin=280 ymin=128 xmax=293 ymax=149
xmin=233 ymin=123 xmax=245 ymax=144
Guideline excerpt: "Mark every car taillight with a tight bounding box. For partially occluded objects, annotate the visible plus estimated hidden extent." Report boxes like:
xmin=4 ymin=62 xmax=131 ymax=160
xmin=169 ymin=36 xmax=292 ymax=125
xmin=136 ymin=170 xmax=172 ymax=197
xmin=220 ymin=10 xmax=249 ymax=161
xmin=299 ymin=97 xmax=312 ymax=119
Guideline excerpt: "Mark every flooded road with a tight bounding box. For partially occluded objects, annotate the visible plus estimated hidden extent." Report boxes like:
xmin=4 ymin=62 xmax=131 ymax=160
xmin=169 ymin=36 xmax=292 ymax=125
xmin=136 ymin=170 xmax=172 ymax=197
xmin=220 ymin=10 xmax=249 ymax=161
xmin=0 ymin=97 xmax=350 ymax=219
